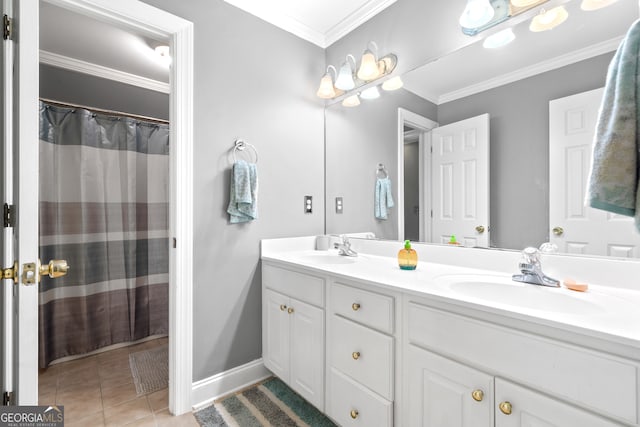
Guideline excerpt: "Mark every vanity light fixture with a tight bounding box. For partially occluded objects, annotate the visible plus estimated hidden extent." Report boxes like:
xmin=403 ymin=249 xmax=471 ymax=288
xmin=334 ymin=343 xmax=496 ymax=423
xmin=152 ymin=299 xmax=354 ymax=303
xmin=357 ymin=42 xmax=383 ymax=81
xmin=335 ymin=54 xmax=357 ymax=90
xmin=580 ymin=0 xmax=618 ymax=10
xmin=529 ymin=6 xmax=568 ymax=32
xmin=316 ymin=65 xmax=338 ymax=99
xmin=342 ymin=94 xmax=361 ymax=107
xmin=381 ymin=76 xmax=404 ymax=91
xmin=483 ymin=27 xmax=516 ymax=48
xmin=360 ymin=86 xmax=381 ymax=100
xmin=459 ymin=0 xmax=495 ymax=28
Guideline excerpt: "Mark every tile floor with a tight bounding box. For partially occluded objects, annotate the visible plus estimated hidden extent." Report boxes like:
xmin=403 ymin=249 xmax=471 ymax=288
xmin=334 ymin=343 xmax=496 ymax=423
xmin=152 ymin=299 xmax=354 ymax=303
xmin=38 ymin=337 xmax=199 ymax=427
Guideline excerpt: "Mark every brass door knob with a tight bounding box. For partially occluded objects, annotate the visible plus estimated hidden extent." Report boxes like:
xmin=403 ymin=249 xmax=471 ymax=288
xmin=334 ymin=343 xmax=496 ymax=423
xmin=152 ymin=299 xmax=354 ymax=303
xmin=350 ymin=409 xmax=359 ymax=419
xmin=552 ymin=226 xmax=564 ymax=236
xmin=352 ymin=351 xmax=360 ymax=360
xmin=279 ymin=304 xmax=287 ymax=311
xmin=287 ymin=307 xmax=294 ymax=314
xmin=471 ymin=389 xmax=484 ymax=402
xmin=352 ymin=303 xmax=361 ymax=311
xmin=39 ymin=259 xmax=69 ymax=279
xmin=499 ymin=401 xmax=512 ymax=415
xmin=475 ymin=225 xmax=485 ymax=234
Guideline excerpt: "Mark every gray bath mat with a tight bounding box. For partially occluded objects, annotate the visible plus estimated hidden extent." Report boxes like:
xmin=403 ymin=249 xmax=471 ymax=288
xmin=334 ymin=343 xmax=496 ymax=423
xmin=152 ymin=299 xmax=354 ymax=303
xmin=129 ymin=345 xmax=168 ymax=395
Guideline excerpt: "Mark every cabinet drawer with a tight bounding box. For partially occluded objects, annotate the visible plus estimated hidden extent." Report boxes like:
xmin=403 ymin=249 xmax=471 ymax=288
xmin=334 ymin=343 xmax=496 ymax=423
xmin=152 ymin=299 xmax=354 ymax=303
xmin=331 ymin=281 xmax=394 ymax=334
xmin=408 ymin=303 xmax=638 ymax=424
xmin=263 ymin=264 xmax=324 ymax=307
xmin=327 ymin=368 xmax=392 ymax=427
xmin=330 ymin=315 xmax=394 ymax=400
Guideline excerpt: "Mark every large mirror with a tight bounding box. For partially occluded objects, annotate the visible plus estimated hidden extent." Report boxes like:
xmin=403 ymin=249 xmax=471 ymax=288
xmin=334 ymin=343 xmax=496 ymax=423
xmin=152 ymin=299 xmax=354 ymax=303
xmin=325 ymin=0 xmax=640 ymax=258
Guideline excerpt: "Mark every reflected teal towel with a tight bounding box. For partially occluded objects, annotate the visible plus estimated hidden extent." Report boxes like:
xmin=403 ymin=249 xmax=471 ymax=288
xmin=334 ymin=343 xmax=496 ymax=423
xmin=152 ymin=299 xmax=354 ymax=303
xmin=375 ymin=177 xmax=394 ymax=220
xmin=587 ymin=19 xmax=640 ymax=231
xmin=227 ymin=160 xmax=258 ymax=223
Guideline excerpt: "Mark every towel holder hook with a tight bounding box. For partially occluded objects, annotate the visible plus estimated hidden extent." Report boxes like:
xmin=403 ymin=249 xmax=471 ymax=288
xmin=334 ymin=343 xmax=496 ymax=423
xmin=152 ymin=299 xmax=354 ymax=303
xmin=377 ymin=163 xmax=388 ymax=178
xmin=233 ymin=139 xmax=258 ymax=163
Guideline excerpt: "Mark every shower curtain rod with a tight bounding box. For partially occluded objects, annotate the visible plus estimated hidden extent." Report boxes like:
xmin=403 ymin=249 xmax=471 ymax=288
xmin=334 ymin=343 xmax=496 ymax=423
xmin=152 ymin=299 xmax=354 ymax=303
xmin=39 ymin=98 xmax=170 ymax=125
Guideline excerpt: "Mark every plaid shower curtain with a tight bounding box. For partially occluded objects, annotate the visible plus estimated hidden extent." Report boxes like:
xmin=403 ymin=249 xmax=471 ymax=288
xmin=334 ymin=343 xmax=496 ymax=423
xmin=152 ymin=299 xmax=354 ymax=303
xmin=38 ymin=101 xmax=169 ymax=367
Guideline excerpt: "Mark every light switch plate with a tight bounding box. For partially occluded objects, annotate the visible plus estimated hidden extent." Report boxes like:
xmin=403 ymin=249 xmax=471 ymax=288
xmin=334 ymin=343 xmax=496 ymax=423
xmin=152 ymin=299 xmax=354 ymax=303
xmin=336 ymin=197 xmax=343 ymax=214
xmin=304 ymin=196 xmax=312 ymax=214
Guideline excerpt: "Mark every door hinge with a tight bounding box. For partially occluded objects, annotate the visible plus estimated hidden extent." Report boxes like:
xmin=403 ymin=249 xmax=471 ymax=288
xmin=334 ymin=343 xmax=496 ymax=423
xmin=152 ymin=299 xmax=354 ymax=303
xmin=3 ymin=391 xmax=13 ymax=405
xmin=3 ymin=203 xmax=14 ymax=227
xmin=3 ymin=15 xmax=12 ymax=40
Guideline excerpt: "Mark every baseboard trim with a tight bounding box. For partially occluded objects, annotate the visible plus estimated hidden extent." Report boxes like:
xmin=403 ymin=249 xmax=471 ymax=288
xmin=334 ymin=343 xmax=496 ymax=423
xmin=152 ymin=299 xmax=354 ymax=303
xmin=191 ymin=358 xmax=271 ymax=411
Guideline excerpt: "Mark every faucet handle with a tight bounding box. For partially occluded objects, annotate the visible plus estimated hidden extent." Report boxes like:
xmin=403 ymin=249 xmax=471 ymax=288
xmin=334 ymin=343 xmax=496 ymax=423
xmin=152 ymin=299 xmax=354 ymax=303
xmin=521 ymin=247 xmax=540 ymax=265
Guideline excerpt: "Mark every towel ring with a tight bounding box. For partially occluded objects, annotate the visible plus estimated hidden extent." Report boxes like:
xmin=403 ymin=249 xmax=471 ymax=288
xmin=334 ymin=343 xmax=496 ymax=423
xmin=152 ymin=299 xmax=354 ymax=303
xmin=377 ymin=163 xmax=388 ymax=178
xmin=233 ymin=139 xmax=258 ymax=163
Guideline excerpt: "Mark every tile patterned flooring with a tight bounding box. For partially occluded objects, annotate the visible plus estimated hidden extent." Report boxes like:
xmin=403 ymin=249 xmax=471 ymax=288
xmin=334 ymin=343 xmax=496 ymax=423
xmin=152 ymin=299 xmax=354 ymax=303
xmin=38 ymin=337 xmax=199 ymax=427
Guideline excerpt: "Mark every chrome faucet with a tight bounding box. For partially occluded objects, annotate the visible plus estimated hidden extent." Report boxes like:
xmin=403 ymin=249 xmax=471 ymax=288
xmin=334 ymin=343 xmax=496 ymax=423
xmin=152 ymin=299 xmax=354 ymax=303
xmin=333 ymin=235 xmax=358 ymax=257
xmin=512 ymin=247 xmax=559 ymax=287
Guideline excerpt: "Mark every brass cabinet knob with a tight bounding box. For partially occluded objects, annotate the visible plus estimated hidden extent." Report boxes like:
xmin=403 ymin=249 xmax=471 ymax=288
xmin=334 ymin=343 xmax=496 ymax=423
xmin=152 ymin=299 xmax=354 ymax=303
xmin=499 ymin=401 xmax=512 ymax=415
xmin=352 ymin=351 xmax=360 ymax=360
xmin=471 ymin=389 xmax=484 ymax=402
xmin=287 ymin=307 xmax=294 ymax=314
xmin=552 ymin=226 xmax=564 ymax=236
xmin=475 ymin=225 xmax=485 ymax=234
xmin=352 ymin=303 xmax=361 ymax=311
xmin=39 ymin=259 xmax=69 ymax=279
xmin=279 ymin=304 xmax=287 ymax=311
xmin=350 ymin=409 xmax=359 ymax=419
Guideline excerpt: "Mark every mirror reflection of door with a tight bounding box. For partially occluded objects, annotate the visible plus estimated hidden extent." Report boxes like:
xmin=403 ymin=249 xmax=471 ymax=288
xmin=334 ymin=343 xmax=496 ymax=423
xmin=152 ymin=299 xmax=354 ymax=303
xmin=404 ymin=126 xmax=421 ymax=242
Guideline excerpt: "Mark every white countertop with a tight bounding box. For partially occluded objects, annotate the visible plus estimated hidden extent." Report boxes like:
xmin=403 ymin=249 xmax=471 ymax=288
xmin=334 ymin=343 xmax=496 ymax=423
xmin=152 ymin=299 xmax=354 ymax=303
xmin=261 ymin=237 xmax=640 ymax=360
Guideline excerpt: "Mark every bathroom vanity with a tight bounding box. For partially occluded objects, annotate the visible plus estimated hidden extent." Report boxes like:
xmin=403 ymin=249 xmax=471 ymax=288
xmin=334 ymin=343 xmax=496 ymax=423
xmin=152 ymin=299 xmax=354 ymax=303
xmin=261 ymin=236 xmax=640 ymax=426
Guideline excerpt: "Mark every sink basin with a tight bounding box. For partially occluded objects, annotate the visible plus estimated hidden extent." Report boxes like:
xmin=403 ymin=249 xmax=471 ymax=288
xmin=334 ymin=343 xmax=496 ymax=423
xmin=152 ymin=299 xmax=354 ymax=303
xmin=434 ymin=274 xmax=604 ymax=315
xmin=296 ymin=252 xmax=359 ymax=265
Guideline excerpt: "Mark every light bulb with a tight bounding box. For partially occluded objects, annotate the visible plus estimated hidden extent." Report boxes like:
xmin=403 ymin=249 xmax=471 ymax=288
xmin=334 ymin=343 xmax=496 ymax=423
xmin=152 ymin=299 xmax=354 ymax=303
xmin=382 ymin=76 xmax=404 ymax=91
xmin=360 ymin=86 xmax=380 ymax=100
xmin=459 ymin=0 xmax=495 ymax=28
xmin=529 ymin=6 xmax=568 ymax=32
xmin=342 ymin=95 xmax=361 ymax=107
xmin=357 ymin=50 xmax=380 ymax=81
xmin=316 ymin=73 xmax=336 ymax=99
xmin=482 ymin=28 xmax=515 ymax=48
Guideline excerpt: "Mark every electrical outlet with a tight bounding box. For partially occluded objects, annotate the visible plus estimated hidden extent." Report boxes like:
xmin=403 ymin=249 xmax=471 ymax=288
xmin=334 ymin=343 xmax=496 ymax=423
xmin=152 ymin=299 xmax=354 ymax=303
xmin=335 ymin=197 xmax=343 ymax=214
xmin=304 ymin=196 xmax=312 ymax=214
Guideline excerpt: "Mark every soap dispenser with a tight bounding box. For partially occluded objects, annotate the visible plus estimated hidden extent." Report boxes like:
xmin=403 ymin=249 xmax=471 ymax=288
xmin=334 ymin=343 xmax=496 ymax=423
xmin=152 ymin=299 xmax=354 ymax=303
xmin=398 ymin=240 xmax=418 ymax=270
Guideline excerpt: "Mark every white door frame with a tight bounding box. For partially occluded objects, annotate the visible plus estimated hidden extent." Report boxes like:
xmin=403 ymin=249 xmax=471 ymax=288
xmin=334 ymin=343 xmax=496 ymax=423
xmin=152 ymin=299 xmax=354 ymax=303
xmin=33 ymin=0 xmax=194 ymax=415
xmin=397 ymin=108 xmax=438 ymax=241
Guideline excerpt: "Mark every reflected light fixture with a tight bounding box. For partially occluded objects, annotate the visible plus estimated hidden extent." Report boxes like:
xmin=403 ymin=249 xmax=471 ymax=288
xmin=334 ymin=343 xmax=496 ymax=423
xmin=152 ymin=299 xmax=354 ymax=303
xmin=529 ymin=6 xmax=568 ymax=32
xmin=335 ymin=54 xmax=357 ymax=91
xmin=580 ymin=0 xmax=618 ymax=10
xmin=357 ymin=42 xmax=382 ymax=81
xmin=382 ymin=76 xmax=404 ymax=91
xmin=510 ymin=0 xmax=539 ymax=7
xmin=459 ymin=0 xmax=495 ymax=28
xmin=342 ymin=94 xmax=361 ymax=107
xmin=483 ymin=27 xmax=516 ymax=48
xmin=316 ymin=65 xmax=338 ymax=99
xmin=360 ymin=86 xmax=380 ymax=100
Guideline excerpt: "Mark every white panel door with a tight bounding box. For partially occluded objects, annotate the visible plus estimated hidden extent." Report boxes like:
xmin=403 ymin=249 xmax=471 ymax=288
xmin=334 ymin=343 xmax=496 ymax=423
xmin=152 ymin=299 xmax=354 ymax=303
xmin=550 ymin=88 xmax=640 ymax=257
xmin=495 ymin=378 xmax=622 ymax=427
xmin=289 ymin=298 xmax=324 ymax=410
xmin=407 ymin=345 xmax=493 ymax=427
xmin=263 ymin=289 xmax=290 ymax=382
xmin=1 ymin=0 xmax=39 ymax=406
xmin=431 ymin=114 xmax=490 ymax=247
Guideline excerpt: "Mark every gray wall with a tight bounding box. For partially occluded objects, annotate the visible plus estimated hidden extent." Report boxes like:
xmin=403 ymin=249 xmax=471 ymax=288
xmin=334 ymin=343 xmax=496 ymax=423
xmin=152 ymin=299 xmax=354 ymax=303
xmin=140 ymin=0 xmax=325 ymax=382
xmin=438 ymin=52 xmax=614 ymax=250
xmin=39 ymin=63 xmax=170 ymax=120
xmin=325 ymin=89 xmax=436 ymax=239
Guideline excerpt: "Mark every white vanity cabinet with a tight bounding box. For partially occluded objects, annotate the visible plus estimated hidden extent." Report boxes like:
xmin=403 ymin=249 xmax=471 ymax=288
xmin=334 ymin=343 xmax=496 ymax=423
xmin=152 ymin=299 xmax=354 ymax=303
xmin=326 ymin=280 xmax=396 ymax=426
xmin=262 ymin=264 xmax=325 ymax=410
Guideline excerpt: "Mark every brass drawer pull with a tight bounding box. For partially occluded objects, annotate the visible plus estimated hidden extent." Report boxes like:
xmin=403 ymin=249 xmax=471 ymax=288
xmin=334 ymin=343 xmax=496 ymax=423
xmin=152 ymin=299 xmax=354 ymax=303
xmin=471 ymin=389 xmax=484 ymax=402
xmin=350 ymin=409 xmax=359 ymax=419
xmin=287 ymin=307 xmax=294 ymax=314
xmin=352 ymin=302 xmax=361 ymax=311
xmin=352 ymin=351 xmax=360 ymax=360
xmin=280 ymin=304 xmax=287 ymax=311
xmin=499 ymin=401 xmax=512 ymax=415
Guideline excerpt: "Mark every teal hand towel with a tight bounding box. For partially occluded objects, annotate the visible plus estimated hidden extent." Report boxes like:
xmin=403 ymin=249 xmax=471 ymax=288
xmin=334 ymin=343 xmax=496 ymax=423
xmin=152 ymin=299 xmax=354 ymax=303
xmin=375 ymin=177 xmax=394 ymax=220
xmin=227 ymin=160 xmax=258 ymax=223
xmin=587 ymin=19 xmax=640 ymax=231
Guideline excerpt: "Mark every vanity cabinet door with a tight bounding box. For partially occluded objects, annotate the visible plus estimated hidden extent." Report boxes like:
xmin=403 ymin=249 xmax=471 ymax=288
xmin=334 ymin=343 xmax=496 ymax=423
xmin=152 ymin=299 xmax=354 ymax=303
xmin=495 ymin=378 xmax=623 ymax=427
xmin=263 ymin=288 xmax=290 ymax=381
xmin=289 ymin=297 xmax=324 ymax=410
xmin=407 ymin=345 xmax=493 ymax=427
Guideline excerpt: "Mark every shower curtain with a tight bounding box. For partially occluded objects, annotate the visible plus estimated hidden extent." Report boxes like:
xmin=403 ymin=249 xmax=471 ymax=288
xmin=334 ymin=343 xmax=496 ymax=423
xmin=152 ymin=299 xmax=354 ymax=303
xmin=38 ymin=101 xmax=170 ymax=367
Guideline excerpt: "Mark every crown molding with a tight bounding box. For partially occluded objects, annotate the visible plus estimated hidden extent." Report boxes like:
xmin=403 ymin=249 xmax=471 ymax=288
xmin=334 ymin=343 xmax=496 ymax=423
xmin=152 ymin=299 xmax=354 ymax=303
xmin=39 ymin=50 xmax=170 ymax=94
xmin=438 ymin=36 xmax=622 ymax=104
xmin=324 ymin=0 xmax=398 ymax=47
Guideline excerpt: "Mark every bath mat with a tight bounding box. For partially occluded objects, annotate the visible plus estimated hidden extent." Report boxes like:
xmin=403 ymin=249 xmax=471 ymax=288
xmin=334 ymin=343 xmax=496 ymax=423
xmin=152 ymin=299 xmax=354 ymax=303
xmin=194 ymin=377 xmax=337 ymax=427
xmin=129 ymin=345 xmax=168 ymax=395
